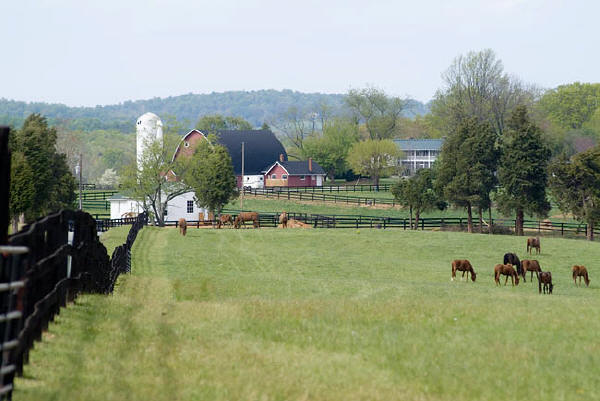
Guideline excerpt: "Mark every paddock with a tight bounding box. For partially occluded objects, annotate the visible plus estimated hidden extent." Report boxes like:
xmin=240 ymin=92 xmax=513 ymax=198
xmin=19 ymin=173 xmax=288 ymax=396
xmin=15 ymin=228 xmax=599 ymax=401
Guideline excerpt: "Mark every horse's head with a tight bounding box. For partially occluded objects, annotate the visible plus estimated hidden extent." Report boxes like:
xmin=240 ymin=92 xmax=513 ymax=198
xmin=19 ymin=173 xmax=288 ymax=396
xmin=549 ymin=283 xmax=554 ymax=293
xmin=471 ymin=271 xmax=477 ymax=282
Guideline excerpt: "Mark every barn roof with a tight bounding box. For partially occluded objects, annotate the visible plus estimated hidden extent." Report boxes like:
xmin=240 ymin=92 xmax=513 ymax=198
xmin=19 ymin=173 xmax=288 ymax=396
xmin=174 ymin=129 xmax=287 ymax=175
xmin=265 ymin=160 xmax=326 ymax=175
xmin=216 ymin=130 xmax=287 ymax=175
xmin=394 ymin=138 xmax=444 ymax=151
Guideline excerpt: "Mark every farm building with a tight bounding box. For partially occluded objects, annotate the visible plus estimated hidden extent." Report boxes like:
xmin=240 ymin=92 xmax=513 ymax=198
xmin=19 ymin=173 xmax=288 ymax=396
xmin=174 ymin=129 xmax=326 ymax=188
xmin=263 ymin=159 xmax=326 ymax=187
xmin=394 ymin=138 xmax=444 ymax=176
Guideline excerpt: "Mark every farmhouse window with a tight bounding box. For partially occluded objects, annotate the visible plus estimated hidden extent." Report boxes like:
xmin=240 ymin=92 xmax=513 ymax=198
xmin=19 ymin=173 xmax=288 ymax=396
xmin=271 ymin=174 xmax=277 ymax=179
xmin=300 ymin=175 xmax=305 ymax=180
xmin=187 ymin=200 xmax=194 ymax=213
xmin=184 ymin=141 xmax=190 ymax=147
xmin=282 ymin=175 xmax=288 ymax=179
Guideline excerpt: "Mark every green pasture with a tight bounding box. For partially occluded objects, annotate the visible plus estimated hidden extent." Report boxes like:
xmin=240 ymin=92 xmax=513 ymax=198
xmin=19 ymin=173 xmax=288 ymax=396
xmin=14 ymin=227 xmax=600 ymax=401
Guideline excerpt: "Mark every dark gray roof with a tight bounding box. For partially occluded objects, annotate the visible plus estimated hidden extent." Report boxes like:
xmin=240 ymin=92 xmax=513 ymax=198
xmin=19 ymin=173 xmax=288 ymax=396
xmin=216 ymin=130 xmax=287 ymax=175
xmin=269 ymin=160 xmax=326 ymax=175
xmin=394 ymin=138 xmax=444 ymax=151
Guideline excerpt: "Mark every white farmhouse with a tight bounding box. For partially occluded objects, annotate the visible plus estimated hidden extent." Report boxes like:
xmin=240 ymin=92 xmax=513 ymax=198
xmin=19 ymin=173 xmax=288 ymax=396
xmin=394 ymin=139 xmax=444 ymax=176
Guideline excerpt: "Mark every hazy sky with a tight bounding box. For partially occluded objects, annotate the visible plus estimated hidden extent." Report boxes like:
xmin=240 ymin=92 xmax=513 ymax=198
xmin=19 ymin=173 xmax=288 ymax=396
xmin=1 ymin=0 xmax=597 ymax=106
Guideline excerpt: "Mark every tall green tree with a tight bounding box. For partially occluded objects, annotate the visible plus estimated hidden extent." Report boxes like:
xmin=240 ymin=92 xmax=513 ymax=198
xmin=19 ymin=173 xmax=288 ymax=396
xmin=345 ymin=87 xmax=404 ymax=140
xmin=302 ymin=118 xmax=360 ymax=179
xmin=549 ymin=148 xmax=600 ymax=241
xmin=497 ymin=106 xmax=551 ymax=236
xmin=436 ymin=117 xmax=498 ymax=233
xmin=392 ymin=169 xmax=441 ymax=230
xmin=9 ymin=114 xmax=76 ymax=221
xmin=184 ymin=139 xmax=237 ymax=216
xmin=346 ymin=139 xmax=401 ymax=189
xmin=196 ymin=114 xmax=253 ymax=133
xmin=8 ymin=151 xmax=35 ymax=231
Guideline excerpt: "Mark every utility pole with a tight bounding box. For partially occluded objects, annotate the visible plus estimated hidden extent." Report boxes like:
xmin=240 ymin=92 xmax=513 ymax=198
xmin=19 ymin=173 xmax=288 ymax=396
xmin=78 ymin=154 xmax=83 ymax=210
xmin=240 ymin=142 xmax=245 ymax=209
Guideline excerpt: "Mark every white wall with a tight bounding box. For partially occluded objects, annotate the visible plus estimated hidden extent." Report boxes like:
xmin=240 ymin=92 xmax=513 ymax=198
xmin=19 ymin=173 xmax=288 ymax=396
xmin=165 ymin=191 xmax=209 ymax=222
xmin=242 ymin=175 xmax=265 ymax=188
xmin=109 ymin=199 xmax=143 ymax=219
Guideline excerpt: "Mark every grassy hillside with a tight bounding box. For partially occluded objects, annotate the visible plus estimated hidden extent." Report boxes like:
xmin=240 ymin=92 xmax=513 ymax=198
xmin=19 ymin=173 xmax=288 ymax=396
xmin=14 ymin=227 xmax=599 ymax=401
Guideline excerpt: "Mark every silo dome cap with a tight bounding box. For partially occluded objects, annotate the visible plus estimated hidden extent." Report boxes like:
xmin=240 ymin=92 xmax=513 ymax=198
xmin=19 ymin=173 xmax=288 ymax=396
xmin=137 ymin=112 xmax=161 ymax=125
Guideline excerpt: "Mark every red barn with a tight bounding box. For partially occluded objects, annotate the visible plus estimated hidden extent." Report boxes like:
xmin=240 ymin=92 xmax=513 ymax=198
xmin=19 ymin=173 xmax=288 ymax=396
xmin=263 ymin=158 xmax=326 ymax=187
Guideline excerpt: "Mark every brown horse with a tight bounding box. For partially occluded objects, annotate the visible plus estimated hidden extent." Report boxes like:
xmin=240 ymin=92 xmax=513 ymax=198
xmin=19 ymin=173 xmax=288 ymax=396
xmin=178 ymin=218 xmax=187 ymax=236
xmin=279 ymin=211 xmax=288 ymax=228
xmin=572 ymin=265 xmax=590 ymax=287
xmin=494 ymin=264 xmax=519 ymax=286
xmin=527 ymin=237 xmax=541 ymax=254
xmin=521 ymin=260 xmax=542 ymax=283
xmin=217 ymin=214 xmax=233 ymax=229
xmin=234 ymin=212 xmax=259 ymax=228
xmin=539 ymin=271 xmax=553 ymax=294
xmin=451 ymin=260 xmax=477 ymax=282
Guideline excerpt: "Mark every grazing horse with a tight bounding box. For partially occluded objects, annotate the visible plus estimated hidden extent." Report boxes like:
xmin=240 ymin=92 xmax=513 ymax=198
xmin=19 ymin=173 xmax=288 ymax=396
xmin=451 ymin=260 xmax=477 ymax=282
xmin=279 ymin=211 xmax=288 ymax=228
xmin=494 ymin=264 xmax=520 ymax=286
xmin=234 ymin=212 xmax=259 ymax=229
xmin=217 ymin=214 xmax=233 ymax=229
xmin=539 ymin=271 xmax=553 ymax=294
xmin=178 ymin=218 xmax=187 ymax=236
xmin=527 ymin=237 xmax=541 ymax=254
xmin=521 ymin=260 xmax=542 ymax=283
xmin=503 ymin=253 xmax=522 ymax=276
xmin=572 ymin=265 xmax=590 ymax=287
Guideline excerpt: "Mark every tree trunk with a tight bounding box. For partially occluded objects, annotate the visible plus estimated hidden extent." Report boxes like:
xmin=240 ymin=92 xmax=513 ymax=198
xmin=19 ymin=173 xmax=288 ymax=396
xmin=409 ymin=205 xmax=413 ymax=230
xmin=415 ymin=210 xmax=420 ymax=231
xmin=478 ymin=206 xmax=483 ymax=234
xmin=11 ymin=216 xmax=19 ymax=234
xmin=467 ymin=203 xmax=473 ymax=233
xmin=587 ymin=220 xmax=594 ymax=241
xmin=516 ymin=209 xmax=524 ymax=236
xmin=374 ymin=175 xmax=380 ymax=191
xmin=488 ymin=206 xmax=493 ymax=235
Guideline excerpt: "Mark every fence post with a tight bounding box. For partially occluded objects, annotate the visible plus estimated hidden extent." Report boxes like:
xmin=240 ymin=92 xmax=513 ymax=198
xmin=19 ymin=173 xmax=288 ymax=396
xmin=422 ymin=219 xmax=424 ymax=230
xmin=403 ymin=219 xmax=406 ymax=230
xmin=561 ymin=223 xmax=564 ymax=236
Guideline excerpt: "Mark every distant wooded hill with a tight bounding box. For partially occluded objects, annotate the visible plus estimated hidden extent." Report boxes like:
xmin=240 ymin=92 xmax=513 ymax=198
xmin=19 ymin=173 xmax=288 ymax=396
xmin=0 ymin=90 xmax=430 ymax=132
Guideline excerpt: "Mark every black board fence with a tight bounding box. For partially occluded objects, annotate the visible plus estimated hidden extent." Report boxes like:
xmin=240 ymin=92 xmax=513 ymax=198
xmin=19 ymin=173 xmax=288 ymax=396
xmin=0 ymin=210 xmax=147 ymax=399
xmin=243 ymin=187 xmax=398 ymax=207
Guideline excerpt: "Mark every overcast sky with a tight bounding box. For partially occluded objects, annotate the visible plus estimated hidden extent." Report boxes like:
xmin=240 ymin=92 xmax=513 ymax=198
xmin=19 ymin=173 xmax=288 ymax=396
xmin=1 ymin=0 xmax=597 ymax=106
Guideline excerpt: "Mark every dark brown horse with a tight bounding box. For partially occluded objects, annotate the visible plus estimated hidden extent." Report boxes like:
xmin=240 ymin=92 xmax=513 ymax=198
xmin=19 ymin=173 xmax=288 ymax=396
xmin=234 ymin=212 xmax=259 ymax=228
xmin=503 ymin=253 xmax=522 ymax=276
xmin=178 ymin=218 xmax=187 ymax=236
xmin=572 ymin=265 xmax=590 ymax=287
xmin=217 ymin=214 xmax=233 ymax=229
xmin=539 ymin=271 xmax=553 ymax=294
xmin=521 ymin=260 xmax=542 ymax=283
xmin=451 ymin=260 xmax=477 ymax=282
xmin=494 ymin=264 xmax=519 ymax=286
xmin=527 ymin=237 xmax=541 ymax=254
xmin=279 ymin=211 xmax=288 ymax=228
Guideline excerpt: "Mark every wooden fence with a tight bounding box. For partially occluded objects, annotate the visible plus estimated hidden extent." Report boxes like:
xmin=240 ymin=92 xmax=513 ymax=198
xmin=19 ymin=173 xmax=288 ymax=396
xmin=268 ymin=184 xmax=392 ymax=192
xmin=212 ymin=209 xmax=597 ymax=238
xmin=0 ymin=209 xmax=147 ymax=399
xmin=243 ymin=187 xmax=398 ymax=206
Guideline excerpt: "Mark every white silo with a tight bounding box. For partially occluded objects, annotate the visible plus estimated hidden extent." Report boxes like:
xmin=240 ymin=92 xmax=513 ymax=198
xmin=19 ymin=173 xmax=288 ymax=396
xmin=136 ymin=112 xmax=163 ymax=169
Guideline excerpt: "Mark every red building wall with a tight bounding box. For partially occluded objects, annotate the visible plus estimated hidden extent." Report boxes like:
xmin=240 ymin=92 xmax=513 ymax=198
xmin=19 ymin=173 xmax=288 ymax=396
xmin=287 ymin=175 xmax=315 ymax=187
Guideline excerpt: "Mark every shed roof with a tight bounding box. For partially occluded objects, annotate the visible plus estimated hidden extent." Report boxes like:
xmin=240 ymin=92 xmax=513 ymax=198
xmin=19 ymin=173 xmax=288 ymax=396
xmin=394 ymin=139 xmax=444 ymax=151
xmin=264 ymin=160 xmax=326 ymax=175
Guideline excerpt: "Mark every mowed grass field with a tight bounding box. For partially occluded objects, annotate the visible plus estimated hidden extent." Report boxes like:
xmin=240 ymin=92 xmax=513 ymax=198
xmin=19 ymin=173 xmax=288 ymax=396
xmin=15 ymin=227 xmax=600 ymax=401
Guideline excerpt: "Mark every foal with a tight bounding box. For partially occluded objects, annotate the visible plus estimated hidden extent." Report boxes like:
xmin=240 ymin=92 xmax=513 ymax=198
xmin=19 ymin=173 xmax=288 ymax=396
xmin=539 ymin=271 xmax=553 ymax=294
xmin=521 ymin=260 xmax=542 ymax=283
xmin=527 ymin=237 xmax=541 ymax=254
xmin=178 ymin=218 xmax=187 ymax=236
xmin=494 ymin=264 xmax=520 ymax=286
xmin=451 ymin=260 xmax=477 ymax=282
xmin=572 ymin=265 xmax=590 ymax=287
